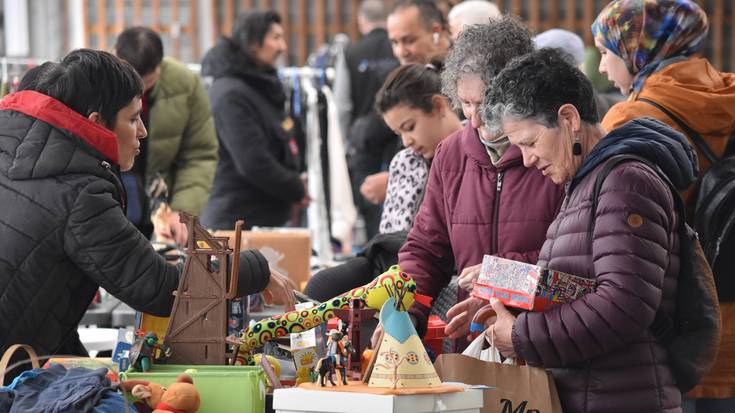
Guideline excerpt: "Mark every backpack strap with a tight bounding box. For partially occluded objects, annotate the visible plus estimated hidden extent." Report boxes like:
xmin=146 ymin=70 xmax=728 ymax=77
xmin=587 ymin=154 xmax=685 ymax=345
xmin=638 ymin=97 xmax=718 ymax=165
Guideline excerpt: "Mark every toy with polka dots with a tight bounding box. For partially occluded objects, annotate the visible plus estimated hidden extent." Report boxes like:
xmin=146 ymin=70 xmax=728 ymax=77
xmin=233 ymin=265 xmax=416 ymax=362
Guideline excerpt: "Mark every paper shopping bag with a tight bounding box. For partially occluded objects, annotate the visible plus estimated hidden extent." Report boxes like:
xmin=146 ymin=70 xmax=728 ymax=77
xmin=434 ymin=336 xmax=563 ymax=413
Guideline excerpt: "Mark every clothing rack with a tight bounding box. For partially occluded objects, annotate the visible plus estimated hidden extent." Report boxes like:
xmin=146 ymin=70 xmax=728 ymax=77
xmin=1 ymin=56 xmax=49 ymax=85
xmin=279 ymin=66 xmax=335 ymax=83
xmin=0 ymin=57 xmax=50 ymax=96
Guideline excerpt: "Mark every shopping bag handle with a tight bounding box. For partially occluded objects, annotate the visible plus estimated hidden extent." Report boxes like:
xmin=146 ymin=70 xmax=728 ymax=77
xmin=0 ymin=344 xmax=40 ymax=386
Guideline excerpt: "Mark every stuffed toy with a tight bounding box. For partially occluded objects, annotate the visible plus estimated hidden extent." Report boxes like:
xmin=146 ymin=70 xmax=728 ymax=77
xmin=130 ymin=374 xmax=201 ymax=413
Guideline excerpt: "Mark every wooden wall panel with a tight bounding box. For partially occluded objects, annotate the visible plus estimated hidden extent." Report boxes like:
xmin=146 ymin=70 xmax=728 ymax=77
xmin=79 ymin=0 xmax=733 ymax=71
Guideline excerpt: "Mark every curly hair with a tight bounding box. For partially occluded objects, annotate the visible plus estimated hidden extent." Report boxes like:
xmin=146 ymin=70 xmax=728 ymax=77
xmin=482 ymin=48 xmax=598 ymax=135
xmin=441 ymin=15 xmax=534 ymax=110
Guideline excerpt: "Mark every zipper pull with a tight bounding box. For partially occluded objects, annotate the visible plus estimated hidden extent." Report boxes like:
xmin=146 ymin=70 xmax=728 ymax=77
xmin=496 ymin=171 xmax=504 ymax=192
xmin=100 ymin=161 xmax=111 ymax=169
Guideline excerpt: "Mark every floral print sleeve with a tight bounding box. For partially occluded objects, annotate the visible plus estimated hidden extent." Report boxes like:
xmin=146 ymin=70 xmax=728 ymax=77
xmin=379 ymin=148 xmax=430 ymax=234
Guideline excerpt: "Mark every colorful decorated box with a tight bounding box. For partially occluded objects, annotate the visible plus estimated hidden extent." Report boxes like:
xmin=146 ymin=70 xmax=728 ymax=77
xmin=471 ymin=255 xmax=595 ymax=311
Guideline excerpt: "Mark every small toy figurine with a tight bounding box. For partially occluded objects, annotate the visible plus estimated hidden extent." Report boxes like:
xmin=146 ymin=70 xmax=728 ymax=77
xmin=325 ymin=329 xmax=356 ymax=385
xmin=315 ymin=355 xmax=337 ymax=386
xmin=130 ymin=374 xmax=200 ymax=413
xmin=129 ymin=331 xmax=171 ymax=372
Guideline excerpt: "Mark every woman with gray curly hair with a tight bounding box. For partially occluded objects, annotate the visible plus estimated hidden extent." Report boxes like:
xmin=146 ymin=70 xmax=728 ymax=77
xmin=481 ymin=47 xmax=698 ymax=413
xmin=396 ymin=16 xmax=564 ymax=345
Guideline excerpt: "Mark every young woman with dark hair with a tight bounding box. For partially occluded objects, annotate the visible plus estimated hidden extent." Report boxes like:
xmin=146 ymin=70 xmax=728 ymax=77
xmin=303 ymin=63 xmax=461 ymax=302
xmin=374 ymin=63 xmax=462 ymax=233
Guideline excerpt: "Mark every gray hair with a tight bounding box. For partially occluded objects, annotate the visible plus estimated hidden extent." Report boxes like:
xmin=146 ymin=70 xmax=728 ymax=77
xmin=441 ymin=14 xmax=534 ymax=110
xmin=448 ymin=1 xmax=501 ymax=30
xmin=481 ymin=48 xmax=598 ymax=135
xmin=359 ymin=0 xmax=387 ymax=24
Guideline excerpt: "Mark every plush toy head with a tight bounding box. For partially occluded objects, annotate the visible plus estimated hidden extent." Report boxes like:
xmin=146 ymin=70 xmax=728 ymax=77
xmin=131 ymin=374 xmax=200 ymax=413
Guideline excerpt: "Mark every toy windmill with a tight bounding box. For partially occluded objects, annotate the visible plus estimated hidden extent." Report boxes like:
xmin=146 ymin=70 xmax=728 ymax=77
xmin=163 ymin=213 xmax=246 ymax=365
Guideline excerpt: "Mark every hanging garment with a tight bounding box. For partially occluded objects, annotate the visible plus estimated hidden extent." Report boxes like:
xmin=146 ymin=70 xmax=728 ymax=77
xmin=302 ymin=76 xmax=333 ymax=263
xmin=321 ymin=86 xmax=357 ymax=246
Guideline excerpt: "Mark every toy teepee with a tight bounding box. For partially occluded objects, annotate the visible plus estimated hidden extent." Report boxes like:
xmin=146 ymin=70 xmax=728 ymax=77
xmin=366 ymin=295 xmax=441 ymax=389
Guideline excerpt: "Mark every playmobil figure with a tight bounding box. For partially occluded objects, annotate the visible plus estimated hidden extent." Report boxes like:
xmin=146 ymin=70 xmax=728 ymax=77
xmin=129 ymin=331 xmax=171 ymax=372
xmin=326 ymin=329 xmax=356 ymax=385
xmin=315 ymin=355 xmax=337 ymax=387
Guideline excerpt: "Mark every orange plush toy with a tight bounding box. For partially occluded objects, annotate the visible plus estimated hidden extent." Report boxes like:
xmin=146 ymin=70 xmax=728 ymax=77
xmin=130 ymin=374 xmax=201 ymax=413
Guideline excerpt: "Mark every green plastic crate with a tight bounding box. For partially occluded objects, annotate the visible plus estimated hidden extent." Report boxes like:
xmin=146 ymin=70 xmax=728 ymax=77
xmin=120 ymin=364 xmax=266 ymax=413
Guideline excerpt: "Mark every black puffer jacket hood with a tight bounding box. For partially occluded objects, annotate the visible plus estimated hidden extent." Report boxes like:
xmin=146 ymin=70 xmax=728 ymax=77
xmin=0 ymin=90 xmax=120 ymax=182
xmin=201 ymin=37 xmax=285 ymax=107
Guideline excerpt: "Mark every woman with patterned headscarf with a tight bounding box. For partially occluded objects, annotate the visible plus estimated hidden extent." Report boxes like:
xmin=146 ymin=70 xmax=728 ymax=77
xmin=593 ymin=1 xmax=735 ymax=411
xmin=593 ymin=0 xmax=735 ymax=186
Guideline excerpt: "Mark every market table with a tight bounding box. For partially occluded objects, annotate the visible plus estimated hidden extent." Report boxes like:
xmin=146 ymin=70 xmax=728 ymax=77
xmin=272 ymin=387 xmax=483 ymax=413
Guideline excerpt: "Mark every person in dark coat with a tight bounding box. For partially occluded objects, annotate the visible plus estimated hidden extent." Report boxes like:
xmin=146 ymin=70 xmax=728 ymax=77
xmin=200 ymin=10 xmax=308 ymax=230
xmin=0 ymin=49 xmax=294 ymax=382
xmin=483 ymin=48 xmax=698 ymax=413
xmin=334 ymin=0 xmax=400 ymax=240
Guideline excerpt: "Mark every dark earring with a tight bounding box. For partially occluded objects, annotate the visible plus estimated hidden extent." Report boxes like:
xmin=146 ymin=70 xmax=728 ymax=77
xmin=572 ymin=140 xmax=582 ymax=156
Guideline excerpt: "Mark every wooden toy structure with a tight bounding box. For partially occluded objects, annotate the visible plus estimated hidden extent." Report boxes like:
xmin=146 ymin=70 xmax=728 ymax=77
xmin=163 ymin=213 xmax=245 ymax=365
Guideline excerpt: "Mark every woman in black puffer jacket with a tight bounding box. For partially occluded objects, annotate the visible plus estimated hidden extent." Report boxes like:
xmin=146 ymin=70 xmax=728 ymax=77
xmin=0 ymin=49 xmax=291 ymax=382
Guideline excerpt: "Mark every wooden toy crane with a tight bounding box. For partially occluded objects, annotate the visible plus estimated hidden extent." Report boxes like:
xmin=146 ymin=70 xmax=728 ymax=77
xmin=163 ymin=213 xmax=245 ymax=365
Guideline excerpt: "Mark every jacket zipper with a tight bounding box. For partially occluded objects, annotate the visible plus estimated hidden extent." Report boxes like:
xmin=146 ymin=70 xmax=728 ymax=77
xmin=491 ymin=171 xmax=504 ymax=254
xmin=101 ymin=161 xmax=127 ymax=212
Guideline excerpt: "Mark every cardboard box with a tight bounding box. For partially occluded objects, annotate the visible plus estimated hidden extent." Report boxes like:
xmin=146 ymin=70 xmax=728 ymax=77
xmin=214 ymin=228 xmax=311 ymax=292
xmin=471 ymin=255 xmax=595 ymax=311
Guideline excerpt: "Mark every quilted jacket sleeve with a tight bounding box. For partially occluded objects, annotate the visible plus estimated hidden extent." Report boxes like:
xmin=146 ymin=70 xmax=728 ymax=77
xmin=212 ymin=87 xmax=305 ymax=203
xmin=399 ymin=144 xmax=456 ymax=337
xmin=512 ymin=164 xmax=676 ymax=368
xmin=64 ymin=179 xmax=180 ymax=317
xmin=169 ymin=74 xmax=218 ymax=215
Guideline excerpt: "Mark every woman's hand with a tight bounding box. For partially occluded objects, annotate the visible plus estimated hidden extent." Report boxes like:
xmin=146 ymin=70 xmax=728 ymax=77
xmin=360 ymin=172 xmax=389 ymax=204
xmin=485 ymin=298 xmax=517 ymax=358
xmin=152 ymin=206 xmax=188 ymax=246
xmin=263 ymin=267 xmax=296 ymax=312
xmin=457 ymin=263 xmax=482 ymax=291
xmin=444 ymin=296 xmax=487 ymax=340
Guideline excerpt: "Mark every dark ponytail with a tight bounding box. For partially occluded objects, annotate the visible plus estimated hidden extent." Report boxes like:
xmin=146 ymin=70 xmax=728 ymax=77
xmin=375 ymin=63 xmax=443 ymax=115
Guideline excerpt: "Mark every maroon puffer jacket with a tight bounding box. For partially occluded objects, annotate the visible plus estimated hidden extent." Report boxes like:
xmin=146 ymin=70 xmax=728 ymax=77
xmin=513 ymin=161 xmax=682 ymax=412
xmin=400 ymin=122 xmax=564 ymax=337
